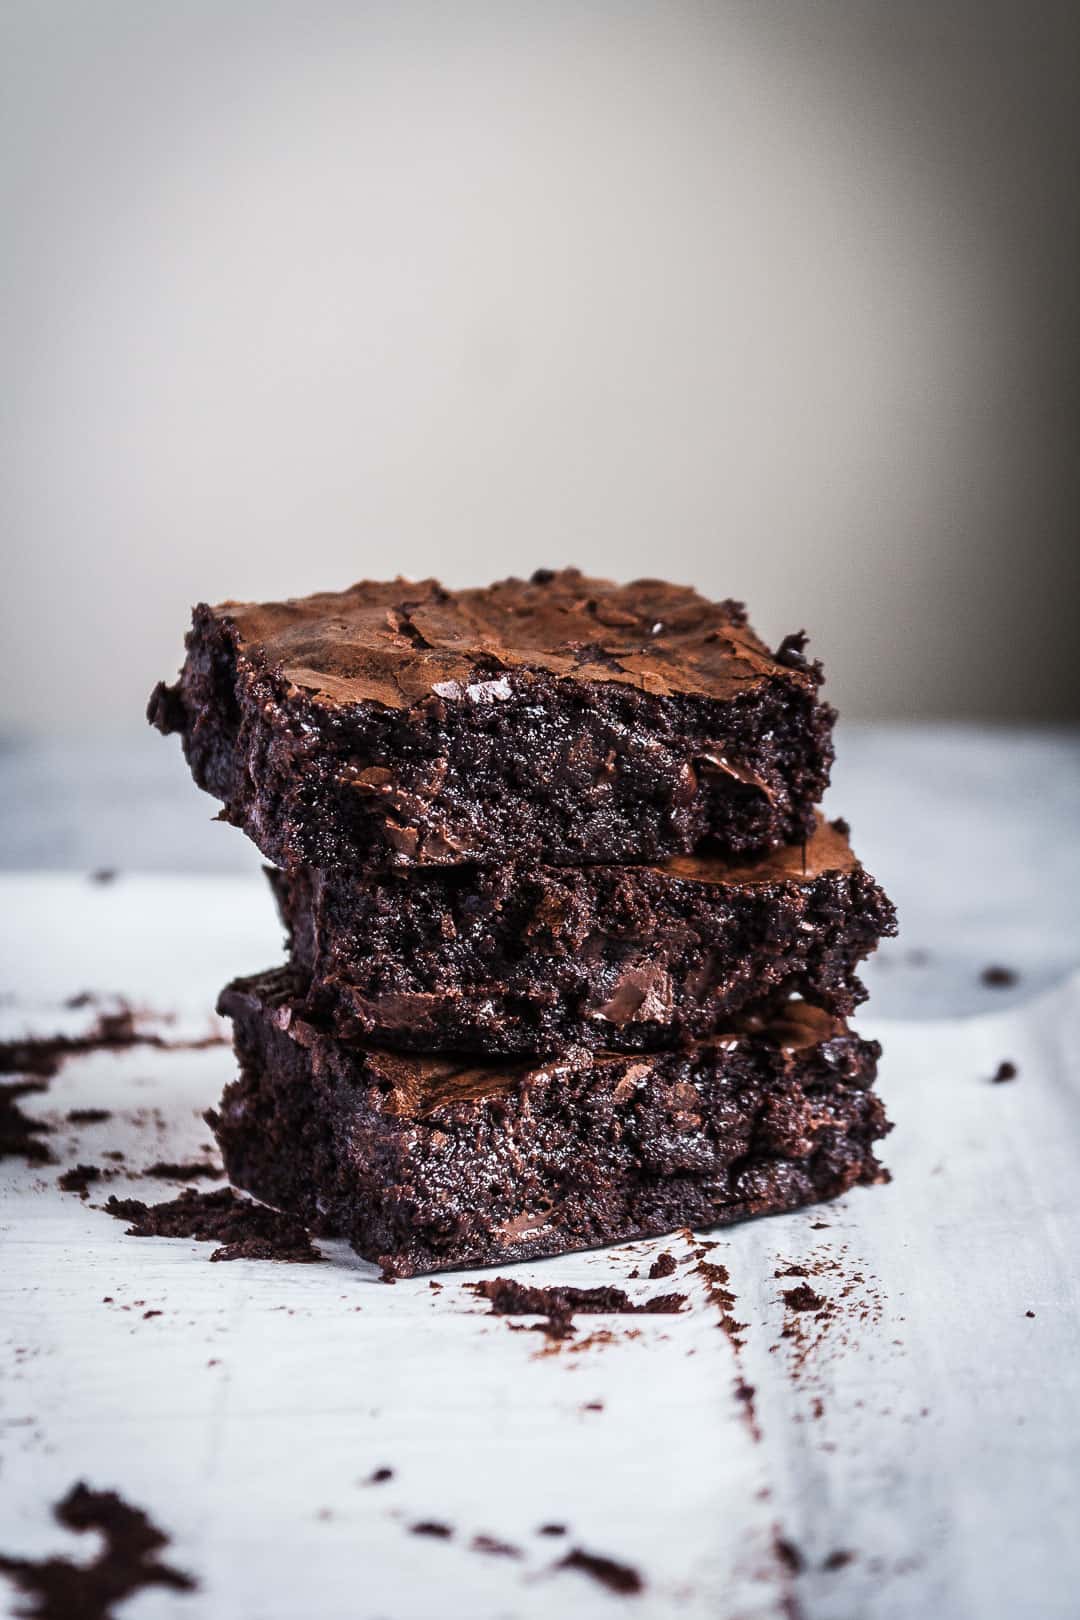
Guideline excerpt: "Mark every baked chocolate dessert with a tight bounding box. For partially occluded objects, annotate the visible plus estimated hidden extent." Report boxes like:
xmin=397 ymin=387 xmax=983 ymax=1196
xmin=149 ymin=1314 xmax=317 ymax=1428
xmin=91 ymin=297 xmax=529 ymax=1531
xmin=210 ymin=969 xmax=890 ymax=1277
xmin=149 ymin=569 xmax=834 ymax=871
xmin=269 ymin=818 xmax=896 ymax=1053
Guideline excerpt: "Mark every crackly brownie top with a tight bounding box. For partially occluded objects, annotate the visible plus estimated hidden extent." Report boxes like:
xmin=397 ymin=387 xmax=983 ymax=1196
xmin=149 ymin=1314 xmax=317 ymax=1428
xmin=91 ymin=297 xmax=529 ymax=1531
xmin=205 ymin=567 xmax=817 ymax=711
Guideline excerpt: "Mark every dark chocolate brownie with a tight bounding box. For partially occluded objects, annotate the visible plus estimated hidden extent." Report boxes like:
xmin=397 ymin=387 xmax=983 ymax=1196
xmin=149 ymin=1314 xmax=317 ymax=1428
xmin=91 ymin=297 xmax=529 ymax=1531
xmin=149 ymin=569 xmax=834 ymax=870
xmin=209 ymin=969 xmax=889 ymax=1276
xmin=269 ymin=818 xmax=896 ymax=1053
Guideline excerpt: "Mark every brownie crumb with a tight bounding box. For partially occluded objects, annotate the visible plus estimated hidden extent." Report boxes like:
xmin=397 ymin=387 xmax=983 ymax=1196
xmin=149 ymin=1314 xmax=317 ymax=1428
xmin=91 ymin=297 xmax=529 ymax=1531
xmin=775 ymin=1535 xmax=805 ymax=1575
xmin=557 ymin=1546 xmax=644 ymax=1596
xmin=91 ymin=869 xmax=118 ymax=884
xmin=411 ymin=1522 xmax=452 ymax=1539
xmin=59 ymin=1163 xmax=103 ymax=1198
xmin=1025 ymin=1310 xmax=1036 ymax=1319
xmin=0 ymin=1481 xmax=195 ymax=1620
xmin=538 ymin=1524 xmax=567 ymax=1537
xmin=366 ymin=1468 xmax=394 ymax=1485
xmin=471 ymin=1278 xmax=685 ymax=1341
xmin=775 ymin=1264 xmax=809 ymax=1278
xmin=782 ymin=1283 xmax=826 ymax=1313
xmin=103 ymin=1188 xmax=322 ymax=1263
xmin=822 ymin=1548 xmax=855 ymax=1571
xmin=648 ymin=1252 xmax=677 ymax=1279
xmin=0 ymin=1079 xmax=54 ymax=1164
xmin=142 ymin=1160 xmax=225 ymax=1181
xmin=981 ymin=965 xmax=1018 ymax=988
xmin=991 ymin=1061 xmax=1018 ymax=1084
xmin=67 ymin=1108 xmax=112 ymax=1124
xmin=471 ymin=1534 xmax=521 ymax=1558
xmin=142 ymin=1310 xmax=162 ymax=1320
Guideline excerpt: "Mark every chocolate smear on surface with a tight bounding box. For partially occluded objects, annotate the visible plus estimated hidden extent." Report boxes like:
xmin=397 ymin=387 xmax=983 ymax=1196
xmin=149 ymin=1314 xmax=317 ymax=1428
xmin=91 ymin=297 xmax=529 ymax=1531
xmin=104 ymin=1187 xmax=322 ymax=1263
xmin=0 ymin=1005 xmax=224 ymax=1081
xmin=470 ymin=1278 xmax=685 ymax=1341
xmin=142 ymin=1160 xmax=225 ymax=1181
xmin=58 ymin=1163 xmax=104 ymax=1198
xmin=0 ymin=1080 xmax=53 ymax=1164
xmin=471 ymin=1534 xmax=521 ymax=1558
xmin=557 ymin=1546 xmax=644 ymax=1596
xmin=679 ymin=1230 xmax=758 ymax=1439
xmin=0 ymin=1482 xmax=195 ymax=1620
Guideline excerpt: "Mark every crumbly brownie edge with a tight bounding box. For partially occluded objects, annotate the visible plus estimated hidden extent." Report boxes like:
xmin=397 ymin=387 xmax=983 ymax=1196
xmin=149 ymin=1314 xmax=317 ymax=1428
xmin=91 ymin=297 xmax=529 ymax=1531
xmin=271 ymin=852 xmax=896 ymax=1054
xmin=211 ymin=972 xmax=890 ymax=1277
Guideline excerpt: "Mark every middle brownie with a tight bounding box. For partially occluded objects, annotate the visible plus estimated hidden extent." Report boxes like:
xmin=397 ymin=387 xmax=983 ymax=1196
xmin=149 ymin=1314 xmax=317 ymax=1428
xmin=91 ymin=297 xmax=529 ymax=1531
xmin=269 ymin=817 xmax=895 ymax=1055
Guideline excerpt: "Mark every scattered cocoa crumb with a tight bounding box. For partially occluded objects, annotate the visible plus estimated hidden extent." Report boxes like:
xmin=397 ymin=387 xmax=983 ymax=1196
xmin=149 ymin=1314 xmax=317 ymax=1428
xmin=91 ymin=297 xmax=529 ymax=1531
xmin=0 ymin=1079 xmax=54 ymax=1163
xmin=142 ymin=1161 xmax=224 ymax=1181
xmin=557 ymin=1546 xmax=644 ymax=1596
xmin=981 ymin=965 xmax=1018 ymax=988
xmin=538 ymin=1524 xmax=567 ymax=1537
xmin=91 ymin=869 xmax=118 ymax=885
xmin=104 ymin=1151 xmax=125 ymax=1162
xmin=991 ymin=1062 xmax=1018 ymax=1084
xmin=470 ymin=1278 xmax=685 ymax=1341
xmin=142 ymin=1311 xmax=162 ymax=1320
xmin=103 ymin=1188 xmax=322 ymax=1263
xmin=411 ymin=1522 xmax=452 ymax=1539
xmin=1025 ymin=1310 xmax=1036 ymax=1319
xmin=366 ymin=1468 xmax=394 ymax=1485
xmin=648 ymin=1252 xmax=677 ymax=1279
xmin=782 ymin=1283 xmax=826 ymax=1313
xmin=471 ymin=1534 xmax=521 ymax=1558
xmin=627 ymin=1268 xmax=640 ymax=1279
xmin=0 ymin=1482 xmax=195 ymax=1619
xmin=775 ymin=1264 xmax=809 ymax=1278
xmin=67 ymin=1108 xmax=112 ymax=1124
xmin=822 ymin=1549 xmax=855 ymax=1571
xmin=774 ymin=1535 xmax=805 ymax=1575
xmin=582 ymin=1401 xmax=604 ymax=1412
xmin=810 ymin=1221 xmax=829 ymax=1230
xmin=59 ymin=1163 xmax=105 ymax=1198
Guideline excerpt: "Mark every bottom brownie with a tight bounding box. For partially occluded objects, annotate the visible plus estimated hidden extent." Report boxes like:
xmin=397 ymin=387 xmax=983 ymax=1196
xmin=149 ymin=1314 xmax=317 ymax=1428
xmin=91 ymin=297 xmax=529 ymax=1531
xmin=209 ymin=969 xmax=891 ymax=1277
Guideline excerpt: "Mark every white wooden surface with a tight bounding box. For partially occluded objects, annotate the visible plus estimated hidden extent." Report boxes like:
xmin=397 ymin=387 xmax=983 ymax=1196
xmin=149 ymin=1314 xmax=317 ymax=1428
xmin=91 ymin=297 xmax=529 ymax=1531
xmin=2 ymin=728 xmax=1080 ymax=1619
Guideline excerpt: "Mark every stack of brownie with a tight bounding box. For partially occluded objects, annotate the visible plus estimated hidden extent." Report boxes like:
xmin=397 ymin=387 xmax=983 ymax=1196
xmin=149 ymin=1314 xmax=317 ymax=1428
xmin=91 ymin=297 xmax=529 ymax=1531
xmin=150 ymin=569 xmax=895 ymax=1276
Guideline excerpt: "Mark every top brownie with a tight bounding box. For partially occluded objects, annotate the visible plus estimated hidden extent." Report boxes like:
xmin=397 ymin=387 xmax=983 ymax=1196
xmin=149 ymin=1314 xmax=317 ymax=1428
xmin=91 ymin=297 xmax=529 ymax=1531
xmin=149 ymin=568 xmax=834 ymax=871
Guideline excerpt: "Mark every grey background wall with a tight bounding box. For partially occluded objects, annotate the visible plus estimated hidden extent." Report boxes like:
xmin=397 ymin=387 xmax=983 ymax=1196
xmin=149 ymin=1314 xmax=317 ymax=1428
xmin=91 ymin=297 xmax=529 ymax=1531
xmin=3 ymin=0 xmax=1077 ymax=739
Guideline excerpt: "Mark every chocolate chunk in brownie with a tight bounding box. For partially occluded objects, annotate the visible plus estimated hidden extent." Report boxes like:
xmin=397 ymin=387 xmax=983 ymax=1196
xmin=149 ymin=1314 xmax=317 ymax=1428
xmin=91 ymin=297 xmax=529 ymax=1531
xmin=269 ymin=816 xmax=895 ymax=1053
xmin=149 ymin=569 xmax=834 ymax=870
xmin=208 ymin=968 xmax=889 ymax=1277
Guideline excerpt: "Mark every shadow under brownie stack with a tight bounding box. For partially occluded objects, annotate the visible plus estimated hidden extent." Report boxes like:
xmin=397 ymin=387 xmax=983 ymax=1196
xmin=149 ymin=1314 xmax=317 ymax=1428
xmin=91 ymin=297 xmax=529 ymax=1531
xmin=150 ymin=568 xmax=896 ymax=1276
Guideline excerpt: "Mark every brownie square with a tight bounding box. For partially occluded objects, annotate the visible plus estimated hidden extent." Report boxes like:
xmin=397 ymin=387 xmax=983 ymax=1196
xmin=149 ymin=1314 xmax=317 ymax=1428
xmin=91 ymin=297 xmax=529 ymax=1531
xmin=268 ymin=818 xmax=896 ymax=1054
xmin=149 ymin=569 xmax=834 ymax=871
xmin=209 ymin=969 xmax=889 ymax=1276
